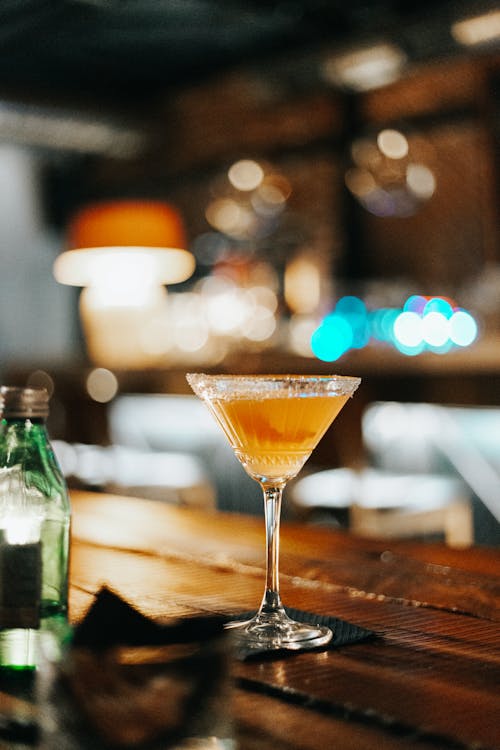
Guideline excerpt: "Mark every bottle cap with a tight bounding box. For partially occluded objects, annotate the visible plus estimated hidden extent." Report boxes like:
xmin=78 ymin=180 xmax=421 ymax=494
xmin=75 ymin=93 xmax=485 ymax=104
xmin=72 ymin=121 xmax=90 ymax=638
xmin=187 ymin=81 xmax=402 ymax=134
xmin=0 ymin=386 xmax=50 ymax=419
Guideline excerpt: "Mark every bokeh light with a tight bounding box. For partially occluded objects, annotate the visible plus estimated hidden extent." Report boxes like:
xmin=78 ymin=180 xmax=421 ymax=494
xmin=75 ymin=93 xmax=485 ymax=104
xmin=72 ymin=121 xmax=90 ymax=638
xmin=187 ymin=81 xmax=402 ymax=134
xmin=406 ymin=164 xmax=436 ymax=200
xmin=403 ymin=294 xmax=427 ymax=315
xmin=423 ymin=297 xmax=453 ymax=317
xmin=335 ymin=295 xmax=370 ymax=348
xmin=27 ymin=369 xmax=55 ymax=397
xmin=228 ymin=159 xmax=264 ymax=191
xmin=242 ymin=308 xmax=276 ymax=341
xmin=346 ymin=129 xmax=436 ymax=217
xmin=311 ymin=295 xmax=479 ymax=361
xmin=393 ymin=311 xmax=423 ymax=347
xmin=421 ymin=312 xmax=450 ymax=347
xmin=205 ymin=159 xmax=290 ymax=241
xmin=450 ymin=310 xmax=478 ymax=346
xmin=86 ymin=368 xmax=118 ymax=403
xmin=311 ymin=313 xmax=353 ymax=361
xmin=377 ymin=129 xmax=409 ymax=159
xmin=205 ymin=198 xmax=255 ymax=237
xmin=288 ymin=315 xmax=317 ymax=356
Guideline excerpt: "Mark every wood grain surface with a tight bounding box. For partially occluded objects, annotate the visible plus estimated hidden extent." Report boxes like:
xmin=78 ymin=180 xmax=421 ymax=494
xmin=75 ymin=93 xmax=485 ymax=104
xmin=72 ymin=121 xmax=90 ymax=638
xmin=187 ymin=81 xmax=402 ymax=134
xmin=68 ymin=490 xmax=500 ymax=750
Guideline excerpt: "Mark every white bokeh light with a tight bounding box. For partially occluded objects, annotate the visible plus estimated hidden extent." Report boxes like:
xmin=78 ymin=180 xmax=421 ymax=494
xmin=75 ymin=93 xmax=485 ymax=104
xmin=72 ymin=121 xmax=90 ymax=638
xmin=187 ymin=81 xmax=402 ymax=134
xmin=377 ymin=129 xmax=409 ymax=159
xmin=86 ymin=368 xmax=119 ymax=403
xmin=422 ymin=312 xmax=450 ymax=347
xmin=228 ymin=159 xmax=264 ymax=191
xmin=450 ymin=310 xmax=478 ymax=346
xmin=406 ymin=164 xmax=436 ymax=200
xmin=393 ymin=311 xmax=423 ymax=347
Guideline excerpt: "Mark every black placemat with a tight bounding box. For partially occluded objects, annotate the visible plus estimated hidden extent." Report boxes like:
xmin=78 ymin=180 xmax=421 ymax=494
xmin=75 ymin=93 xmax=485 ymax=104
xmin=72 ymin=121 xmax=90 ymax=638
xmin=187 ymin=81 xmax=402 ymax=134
xmin=230 ymin=608 xmax=374 ymax=660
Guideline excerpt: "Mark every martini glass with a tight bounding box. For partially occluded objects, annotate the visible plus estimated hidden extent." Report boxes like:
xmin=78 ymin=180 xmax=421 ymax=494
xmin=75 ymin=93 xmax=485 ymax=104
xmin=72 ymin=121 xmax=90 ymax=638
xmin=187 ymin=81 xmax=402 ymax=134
xmin=186 ymin=373 xmax=360 ymax=653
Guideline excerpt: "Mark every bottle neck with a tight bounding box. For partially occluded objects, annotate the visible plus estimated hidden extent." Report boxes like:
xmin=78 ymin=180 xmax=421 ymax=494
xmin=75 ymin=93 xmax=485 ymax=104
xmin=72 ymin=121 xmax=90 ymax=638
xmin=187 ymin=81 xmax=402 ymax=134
xmin=2 ymin=417 xmax=47 ymax=427
xmin=2 ymin=417 xmax=46 ymax=426
xmin=1 ymin=417 xmax=48 ymax=438
xmin=0 ymin=418 xmax=51 ymax=457
xmin=0 ymin=415 xmax=67 ymax=500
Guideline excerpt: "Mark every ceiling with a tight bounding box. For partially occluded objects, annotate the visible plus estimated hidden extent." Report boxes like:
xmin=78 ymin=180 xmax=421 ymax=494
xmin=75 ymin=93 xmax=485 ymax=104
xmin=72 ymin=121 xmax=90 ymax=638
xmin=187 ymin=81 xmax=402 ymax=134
xmin=0 ymin=0 xmax=497 ymax=104
xmin=0 ymin=0 xmax=498 ymax=189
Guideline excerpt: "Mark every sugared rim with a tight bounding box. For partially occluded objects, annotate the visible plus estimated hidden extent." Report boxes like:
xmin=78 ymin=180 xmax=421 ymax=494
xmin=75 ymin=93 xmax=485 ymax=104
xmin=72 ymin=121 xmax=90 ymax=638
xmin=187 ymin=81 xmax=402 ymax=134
xmin=186 ymin=372 xmax=361 ymax=382
xmin=186 ymin=372 xmax=361 ymax=399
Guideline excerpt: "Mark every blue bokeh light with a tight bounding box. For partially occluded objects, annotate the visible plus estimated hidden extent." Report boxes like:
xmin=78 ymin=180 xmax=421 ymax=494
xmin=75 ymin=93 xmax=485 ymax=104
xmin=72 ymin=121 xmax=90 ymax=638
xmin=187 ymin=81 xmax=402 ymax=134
xmin=311 ymin=294 xmax=479 ymax=361
xmin=403 ymin=295 xmax=427 ymax=315
xmin=311 ymin=313 xmax=353 ymax=361
xmin=335 ymin=296 xmax=369 ymax=349
xmin=335 ymin=295 xmax=367 ymax=316
xmin=423 ymin=297 xmax=454 ymax=319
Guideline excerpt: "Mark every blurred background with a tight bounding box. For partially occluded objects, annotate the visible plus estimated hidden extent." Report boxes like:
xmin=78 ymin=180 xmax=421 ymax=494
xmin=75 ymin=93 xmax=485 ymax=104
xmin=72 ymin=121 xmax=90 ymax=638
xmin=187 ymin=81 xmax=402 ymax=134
xmin=1 ymin=0 xmax=499 ymax=544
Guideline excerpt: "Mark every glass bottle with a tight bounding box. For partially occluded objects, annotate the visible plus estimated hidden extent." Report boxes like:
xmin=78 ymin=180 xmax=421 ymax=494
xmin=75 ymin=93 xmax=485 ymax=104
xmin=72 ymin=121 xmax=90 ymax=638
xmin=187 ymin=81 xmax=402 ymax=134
xmin=0 ymin=386 xmax=70 ymax=671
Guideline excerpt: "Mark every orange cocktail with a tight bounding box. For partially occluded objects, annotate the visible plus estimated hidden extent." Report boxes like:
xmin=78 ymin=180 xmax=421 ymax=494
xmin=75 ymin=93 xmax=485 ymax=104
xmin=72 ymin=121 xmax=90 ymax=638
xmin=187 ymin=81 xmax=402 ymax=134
xmin=207 ymin=393 xmax=349 ymax=483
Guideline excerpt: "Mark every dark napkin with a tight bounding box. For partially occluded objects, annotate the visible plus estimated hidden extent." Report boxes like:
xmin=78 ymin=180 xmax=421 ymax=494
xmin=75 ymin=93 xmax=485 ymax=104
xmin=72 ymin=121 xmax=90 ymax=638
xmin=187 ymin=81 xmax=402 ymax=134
xmin=72 ymin=586 xmax=226 ymax=647
xmin=231 ymin=607 xmax=375 ymax=660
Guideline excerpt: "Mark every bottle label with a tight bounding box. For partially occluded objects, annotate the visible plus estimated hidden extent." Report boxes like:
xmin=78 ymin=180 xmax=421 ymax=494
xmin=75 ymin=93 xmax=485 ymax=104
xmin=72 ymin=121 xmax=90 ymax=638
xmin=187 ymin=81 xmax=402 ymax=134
xmin=0 ymin=541 xmax=41 ymax=628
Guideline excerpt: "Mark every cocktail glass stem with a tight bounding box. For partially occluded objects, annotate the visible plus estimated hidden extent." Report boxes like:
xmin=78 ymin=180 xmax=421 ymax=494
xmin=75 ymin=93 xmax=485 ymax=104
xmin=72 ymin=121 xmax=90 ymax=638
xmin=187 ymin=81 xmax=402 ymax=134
xmin=260 ymin=485 xmax=286 ymax=618
xmin=226 ymin=477 xmax=332 ymax=650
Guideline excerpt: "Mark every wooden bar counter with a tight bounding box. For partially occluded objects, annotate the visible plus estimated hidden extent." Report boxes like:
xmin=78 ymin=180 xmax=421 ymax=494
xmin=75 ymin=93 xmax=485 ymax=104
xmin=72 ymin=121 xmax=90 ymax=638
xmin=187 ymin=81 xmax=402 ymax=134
xmin=68 ymin=490 xmax=499 ymax=750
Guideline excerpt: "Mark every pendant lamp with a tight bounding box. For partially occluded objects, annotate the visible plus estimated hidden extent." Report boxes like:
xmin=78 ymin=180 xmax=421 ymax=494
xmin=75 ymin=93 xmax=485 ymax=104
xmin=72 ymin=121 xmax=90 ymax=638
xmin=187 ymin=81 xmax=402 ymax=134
xmin=53 ymin=200 xmax=196 ymax=368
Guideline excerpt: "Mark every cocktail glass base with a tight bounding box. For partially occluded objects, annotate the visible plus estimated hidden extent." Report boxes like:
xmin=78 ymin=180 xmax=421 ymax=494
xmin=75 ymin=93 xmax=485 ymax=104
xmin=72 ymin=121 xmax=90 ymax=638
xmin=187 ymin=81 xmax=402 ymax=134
xmin=225 ymin=610 xmax=332 ymax=652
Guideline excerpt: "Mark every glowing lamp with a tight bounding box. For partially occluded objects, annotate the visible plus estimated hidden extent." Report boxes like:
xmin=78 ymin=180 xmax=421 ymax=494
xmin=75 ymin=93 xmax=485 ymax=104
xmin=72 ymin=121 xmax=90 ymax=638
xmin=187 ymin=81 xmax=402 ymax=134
xmin=54 ymin=200 xmax=194 ymax=286
xmin=54 ymin=200 xmax=195 ymax=368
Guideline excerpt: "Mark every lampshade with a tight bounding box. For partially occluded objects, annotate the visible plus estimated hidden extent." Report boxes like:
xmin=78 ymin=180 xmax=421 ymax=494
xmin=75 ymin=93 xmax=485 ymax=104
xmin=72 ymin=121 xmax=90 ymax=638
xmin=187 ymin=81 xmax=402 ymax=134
xmin=54 ymin=199 xmax=195 ymax=286
xmin=67 ymin=200 xmax=187 ymax=249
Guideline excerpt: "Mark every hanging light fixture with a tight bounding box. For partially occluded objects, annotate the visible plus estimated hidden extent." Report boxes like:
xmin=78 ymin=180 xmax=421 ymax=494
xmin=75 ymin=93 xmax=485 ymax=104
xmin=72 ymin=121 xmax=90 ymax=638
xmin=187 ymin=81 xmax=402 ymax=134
xmin=55 ymin=199 xmax=194 ymax=286
xmin=54 ymin=199 xmax=196 ymax=368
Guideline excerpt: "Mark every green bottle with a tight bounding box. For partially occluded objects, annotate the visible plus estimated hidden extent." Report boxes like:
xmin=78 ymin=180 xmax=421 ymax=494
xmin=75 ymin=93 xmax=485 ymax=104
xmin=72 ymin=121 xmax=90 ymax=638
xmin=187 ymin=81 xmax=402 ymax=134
xmin=0 ymin=386 xmax=70 ymax=671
